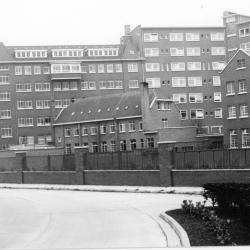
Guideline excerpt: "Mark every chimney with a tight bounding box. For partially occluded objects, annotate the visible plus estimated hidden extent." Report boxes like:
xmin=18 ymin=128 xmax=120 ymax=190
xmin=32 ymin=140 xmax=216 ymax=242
xmin=140 ymin=82 xmax=152 ymax=131
xmin=124 ymin=25 xmax=131 ymax=36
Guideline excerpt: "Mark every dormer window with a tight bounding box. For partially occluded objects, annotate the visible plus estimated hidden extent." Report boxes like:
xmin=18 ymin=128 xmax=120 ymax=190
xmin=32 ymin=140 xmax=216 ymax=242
xmin=157 ymin=101 xmax=171 ymax=110
xmin=237 ymin=59 xmax=246 ymax=69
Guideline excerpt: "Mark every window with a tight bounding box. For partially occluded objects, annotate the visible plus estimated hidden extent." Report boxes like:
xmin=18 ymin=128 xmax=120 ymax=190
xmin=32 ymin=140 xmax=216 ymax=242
xmin=65 ymin=128 xmax=71 ymax=137
xmin=17 ymin=100 xmax=32 ymax=109
xmin=16 ymin=83 xmax=32 ymax=92
xmin=230 ymin=130 xmax=238 ymax=148
xmin=185 ymin=33 xmax=200 ymax=41
xmin=24 ymin=66 xmax=32 ymax=75
xmin=169 ymin=33 xmax=183 ymax=41
xmin=215 ymin=108 xmax=222 ymax=118
xmin=52 ymin=49 xmax=83 ymax=57
xmin=186 ymin=47 xmax=200 ymax=56
xmin=239 ymin=28 xmax=250 ymax=37
xmin=242 ymin=129 xmax=250 ymax=148
xmin=145 ymin=63 xmax=160 ymax=72
xmin=170 ymin=47 xmax=184 ymax=56
xmin=146 ymin=137 xmax=155 ymax=148
xmin=70 ymin=81 xmax=77 ymax=90
xmin=144 ymin=33 xmax=158 ymax=42
xmin=238 ymin=79 xmax=247 ymax=93
xmin=180 ymin=110 xmax=188 ymax=120
xmin=187 ymin=62 xmax=201 ymax=71
xmin=99 ymin=80 xmax=122 ymax=89
xmin=240 ymin=42 xmax=250 ymax=53
xmin=213 ymin=76 xmax=221 ymax=86
xmin=91 ymin=142 xmax=98 ymax=153
xmin=107 ymin=64 xmax=114 ymax=73
xmin=190 ymin=109 xmax=204 ymax=119
xmin=140 ymin=139 xmax=144 ymax=148
xmin=43 ymin=67 xmax=50 ymax=74
xmin=54 ymin=99 xmax=70 ymax=108
xmin=211 ymin=126 xmax=222 ymax=134
xmin=15 ymin=50 xmax=47 ymax=58
xmin=51 ymin=64 xmax=81 ymax=73
xmin=189 ymin=93 xmax=203 ymax=103
xmin=34 ymin=66 xmax=41 ymax=75
xmin=81 ymin=65 xmax=88 ymax=73
xmin=171 ymin=62 xmax=185 ymax=71
xmin=115 ymin=64 xmax=122 ymax=72
xmin=130 ymin=139 xmax=137 ymax=150
xmin=128 ymin=121 xmax=136 ymax=132
xmin=101 ymin=141 xmax=108 ymax=152
xmin=36 ymin=100 xmax=50 ymax=109
xmin=38 ymin=135 xmax=52 ymax=145
xmin=109 ymin=124 xmax=116 ymax=133
xmin=65 ymin=144 xmax=72 ymax=155
xmin=37 ymin=117 xmax=51 ymax=126
xmin=240 ymin=104 xmax=248 ymax=118
xmin=100 ymin=125 xmax=107 ymax=134
xmin=162 ymin=118 xmax=168 ymax=128
xmin=1 ymin=128 xmax=12 ymax=138
xmin=97 ymin=64 xmax=104 ymax=73
xmin=188 ymin=77 xmax=202 ymax=86
xmin=119 ymin=122 xmax=125 ymax=133
xmin=139 ymin=122 xmax=143 ymax=131
xmin=212 ymin=62 xmax=226 ymax=70
xmin=144 ymin=48 xmax=159 ymax=57
xmin=210 ymin=32 xmax=224 ymax=41
xmin=18 ymin=117 xmax=33 ymax=127
xmin=146 ymin=78 xmax=161 ymax=88
xmin=0 ymin=65 xmax=9 ymax=71
xmin=128 ymin=63 xmax=138 ymax=72
xmin=0 ymin=110 xmax=11 ymax=119
xmin=120 ymin=140 xmax=127 ymax=151
xmin=110 ymin=140 xmax=116 ymax=152
xmin=0 ymin=92 xmax=10 ymax=101
xmin=129 ymin=80 xmax=139 ymax=88
xmin=214 ymin=92 xmax=221 ymax=102
xmin=237 ymin=59 xmax=246 ymax=69
xmin=173 ymin=93 xmax=187 ymax=103
xmin=19 ymin=136 xmax=34 ymax=145
xmin=0 ymin=76 xmax=9 ymax=85
xmin=53 ymin=82 xmax=61 ymax=91
xmin=15 ymin=66 xmax=22 ymax=75
xmin=228 ymin=105 xmax=236 ymax=119
xmin=226 ymin=81 xmax=235 ymax=95
xmin=211 ymin=47 xmax=226 ymax=55
xmin=62 ymin=81 xmax=70 ymax=90
xmin=35 ymin=82 xmax=50 ymax=91
xmin=157 ymin=101 xmax=171 ymax=110
xmin=172 ymin=77 xmax=186 ymax=87
xmin=90 ymin=127 xmax=97 ymax=135
xmin=82 ymin=127 xmax=88 ymax=136
xmin=81 ymin=81 xmax=96 ymax=90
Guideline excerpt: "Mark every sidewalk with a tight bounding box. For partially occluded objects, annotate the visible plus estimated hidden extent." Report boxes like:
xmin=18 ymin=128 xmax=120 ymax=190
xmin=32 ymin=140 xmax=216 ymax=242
xmin=0 ymin=183 xmax=203 ymax=195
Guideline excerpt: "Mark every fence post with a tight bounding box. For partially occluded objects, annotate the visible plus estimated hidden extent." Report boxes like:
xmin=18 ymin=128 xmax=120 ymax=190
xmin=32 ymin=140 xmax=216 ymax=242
xmin=158 ymin=142 xmax=175 ymax=187
xmin=15 ymin=152 xmax=26 ymax=184
xmin=75 ymin=146 xmax=88 ymax=185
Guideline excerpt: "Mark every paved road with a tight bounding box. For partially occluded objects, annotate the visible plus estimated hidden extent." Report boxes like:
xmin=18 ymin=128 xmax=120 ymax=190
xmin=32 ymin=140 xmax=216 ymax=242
xmin=0 ymin=189 xmax=202 ymax=249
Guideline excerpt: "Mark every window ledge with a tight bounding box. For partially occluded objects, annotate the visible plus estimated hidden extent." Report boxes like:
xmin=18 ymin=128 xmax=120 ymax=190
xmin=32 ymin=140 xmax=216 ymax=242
xmin=238 ymin=92 xmax=248 ymax=95
xmin=236 ymin=67 xmax=247 ymax=70
xmin=226 ymin=93 xmax=235 ymax=96
xmin=239 ymin=116 xmax=249 ymax=119
xmin=227 ymin=117 xmax=236 ymax=120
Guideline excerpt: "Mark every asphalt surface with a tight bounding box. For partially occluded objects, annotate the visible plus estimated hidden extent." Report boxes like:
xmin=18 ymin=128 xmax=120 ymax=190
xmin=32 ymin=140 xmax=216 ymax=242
xmin=0 ymin=188 xmax=203 ymax=249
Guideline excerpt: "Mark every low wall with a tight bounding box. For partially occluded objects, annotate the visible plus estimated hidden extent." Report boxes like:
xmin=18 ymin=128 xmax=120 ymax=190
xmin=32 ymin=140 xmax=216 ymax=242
xmin=84 ymin=170 xmax=160 ymax=186
xmin=23 ymin=171 xmax=77 ymax=185
xmin=172 ymin=169 xmax=250 ymax=187
xmin=0 ymin=172 xmax=20 ymax=183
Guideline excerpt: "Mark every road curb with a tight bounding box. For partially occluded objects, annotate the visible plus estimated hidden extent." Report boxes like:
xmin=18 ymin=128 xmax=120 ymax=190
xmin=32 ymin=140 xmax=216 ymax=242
xmin=159 ymin=213 xmax=190 ymax=247
xmin=0 ymin=184 xmax=203 ymax=195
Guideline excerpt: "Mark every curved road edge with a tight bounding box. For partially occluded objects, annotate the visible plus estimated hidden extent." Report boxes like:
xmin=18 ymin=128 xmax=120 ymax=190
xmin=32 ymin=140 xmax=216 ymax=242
xmin=159 ymin=213 xmax=190 ymax=247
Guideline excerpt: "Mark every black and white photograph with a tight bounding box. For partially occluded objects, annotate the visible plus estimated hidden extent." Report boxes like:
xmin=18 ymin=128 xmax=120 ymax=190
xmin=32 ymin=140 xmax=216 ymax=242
xmin=0 ymin=0 xmax=250 ymax=249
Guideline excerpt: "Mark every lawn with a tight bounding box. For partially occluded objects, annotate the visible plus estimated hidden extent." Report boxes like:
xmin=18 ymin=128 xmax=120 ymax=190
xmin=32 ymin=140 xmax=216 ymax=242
xmin=167 ymin=208 xmax=250 ymax=246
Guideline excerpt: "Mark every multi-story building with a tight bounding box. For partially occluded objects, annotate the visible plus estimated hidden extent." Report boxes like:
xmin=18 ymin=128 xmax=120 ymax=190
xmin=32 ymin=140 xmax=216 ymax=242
xmin=127 ymin=25 xmax=226 ymax=143
xmin=220 ymin=49 xmax=250 ymax=148
xmin=223 ymin=11 xmax=250 ymax=60
xmin=0 ymin=13 xmax=234 ymax=150
xmin=0 ymin=40 xmax=144 ymax=149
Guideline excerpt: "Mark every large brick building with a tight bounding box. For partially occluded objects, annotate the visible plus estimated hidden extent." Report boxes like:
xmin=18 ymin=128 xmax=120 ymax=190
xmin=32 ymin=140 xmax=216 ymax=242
xmin=5 ymin=12 xmax=250 ymax=150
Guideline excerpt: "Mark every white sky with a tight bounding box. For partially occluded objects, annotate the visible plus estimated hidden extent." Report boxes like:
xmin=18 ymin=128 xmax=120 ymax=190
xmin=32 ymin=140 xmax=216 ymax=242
xmin=1 ymin=0 xmax=250 ymax=45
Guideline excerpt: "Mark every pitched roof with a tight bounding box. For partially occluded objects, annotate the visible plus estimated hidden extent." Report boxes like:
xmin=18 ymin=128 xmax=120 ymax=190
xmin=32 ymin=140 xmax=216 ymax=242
xmin=0 ymin=42 xmax=14 ymax=61
xmin=54 ymin=91 xmax=143 ymax=125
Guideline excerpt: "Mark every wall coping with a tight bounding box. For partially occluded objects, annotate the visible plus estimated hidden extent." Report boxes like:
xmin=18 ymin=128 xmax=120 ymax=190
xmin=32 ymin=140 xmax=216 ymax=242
xmin=172 ymin=169 xmax=250 ymax=172
xmin=84 ymin=170 xmax=160 ymax=172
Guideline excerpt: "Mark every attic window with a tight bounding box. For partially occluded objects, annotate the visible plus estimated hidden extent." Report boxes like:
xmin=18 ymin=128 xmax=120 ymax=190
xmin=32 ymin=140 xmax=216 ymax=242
xmin=135 ymin=105 xmax=139 ymax=108
xmin=80 ymin=111 xmax=83 ymax=114
xmin=125 ymin=106 xmax=128 ymax=110
xmin=72 ymin=112 xmax=75 ymax=115
xmin=98 ymin=109 xmax=101 ymax=112
xmin=107 ymin=108 xmax=110 ymax=111
xmin=88 ymin=110 xmax=91 ymax=114
xmin=116 ymin=107 xmax=119 ymax=110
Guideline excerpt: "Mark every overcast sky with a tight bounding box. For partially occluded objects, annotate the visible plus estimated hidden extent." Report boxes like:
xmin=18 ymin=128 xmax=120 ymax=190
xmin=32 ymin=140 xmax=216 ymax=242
xmin=1 ymin=0 xmax=250 ymax=46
